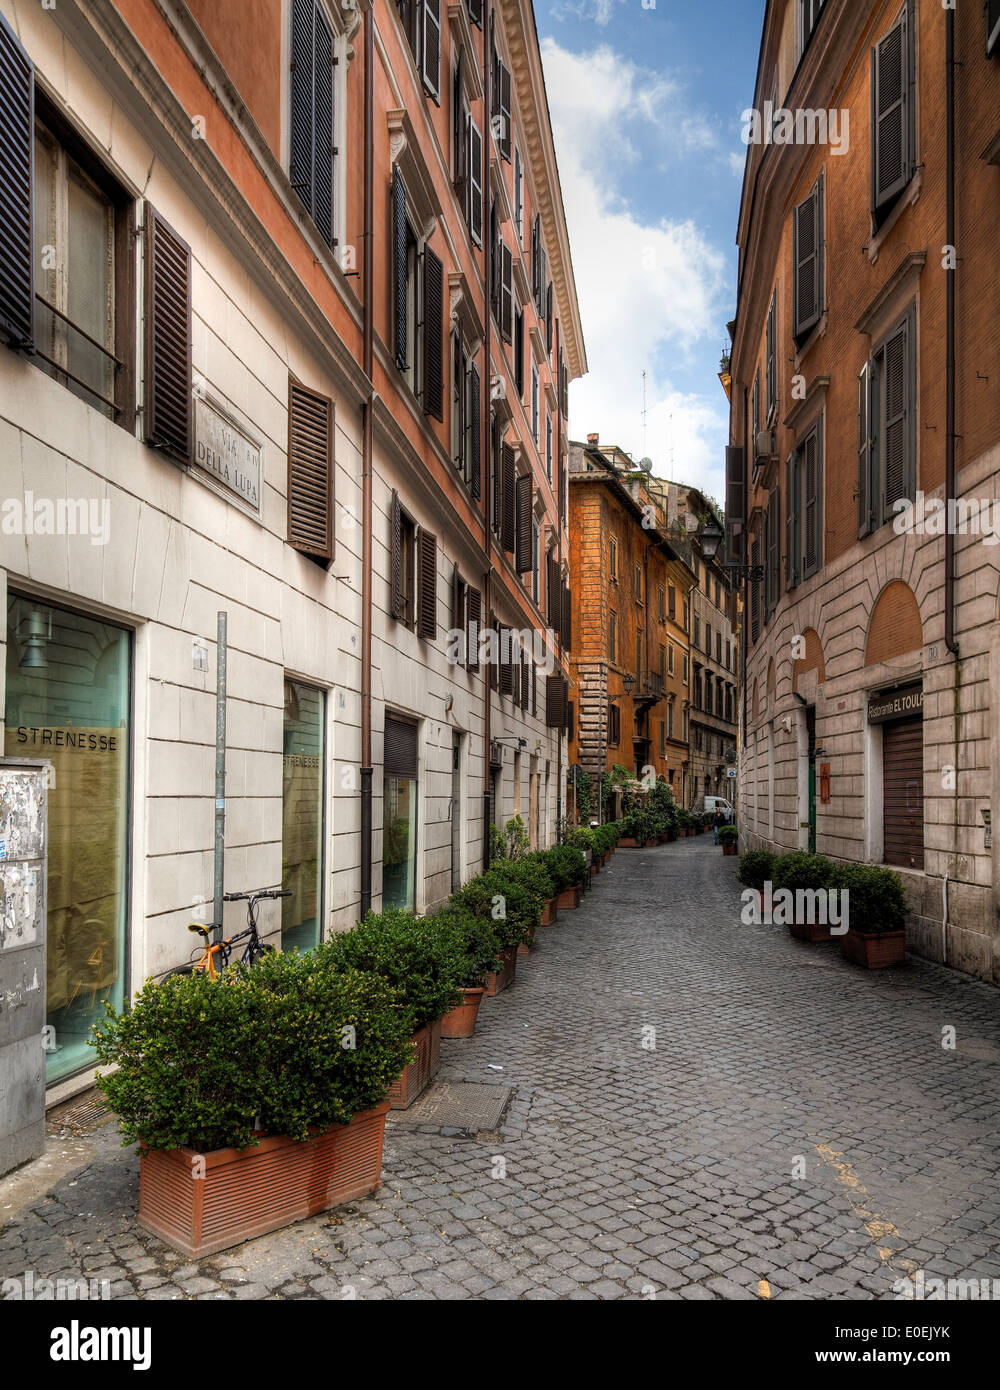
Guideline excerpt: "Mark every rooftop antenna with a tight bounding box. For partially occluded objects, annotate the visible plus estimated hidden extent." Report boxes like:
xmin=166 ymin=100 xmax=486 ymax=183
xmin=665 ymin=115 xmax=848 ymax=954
xmin=641 ymin=370 xmax=647 ymax=457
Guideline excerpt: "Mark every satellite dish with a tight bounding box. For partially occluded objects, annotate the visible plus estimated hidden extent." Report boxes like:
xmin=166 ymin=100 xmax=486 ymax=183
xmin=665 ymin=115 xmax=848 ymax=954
xmin=638 ymin=457 xmax=653 ymax=474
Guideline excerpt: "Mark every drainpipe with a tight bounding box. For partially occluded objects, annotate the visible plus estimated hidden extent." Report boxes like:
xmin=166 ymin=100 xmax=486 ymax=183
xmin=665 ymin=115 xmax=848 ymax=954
xmin=945 ymin=4 xmax=958 ymax=661
xmin=740 ymin=384 xmax=749 ymax=821
xmin=482 ymin=2 xmax=493 ymax=871
xmin=556 ymin=318 xmax=563 ymax=840
xmin=359 ymin=5 xmax=375 ymax=917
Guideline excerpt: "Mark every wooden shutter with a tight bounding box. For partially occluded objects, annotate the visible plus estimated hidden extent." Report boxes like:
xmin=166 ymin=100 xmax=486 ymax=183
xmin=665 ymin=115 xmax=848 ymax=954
xmin=290 ymin=0 xmax=334 ymax=246
xmin=750 ymin=537 xmax=761 ymax=643
xmin=531 ymin=215 xmax=540 ymax=303
xmin=752 ymin=369 xmax=760 ymax=443
xmin=802 ymin=429 xmax=819 ymax=577
xmin=469 ymin=361 xmax=481 ymax=499
xmin=467 ymin=585 xmax=481 ymax=670
xmin=872 ymin=6 xmax=909 ymax=212
xmin=858 ymin=361 xmax=874 ymax=538
xmin=532 ymin=661 xmax=537 ymax=716
xmin=145 ymin=204 xmax=193 ymax=464
xmin=0 ymin=12 xmax=34 ymax=350
xmin=501 ymin=443 xmax=515 ymax=552
xmin=882 ymin=716 xmax=924 ymax=870
xmin=514 ymin=148 xmax=522 ymax=233
xmin=312 ymin=5 xmax=334 ymax=246
xmin=452 ymin=562 xmax=464 ymax=651
xmin=488 ymin=611 xmax=498 ymax=690
xmin=468 ymin=117 xmax=483 ymax=246
xmin=500 ymin=629 xmax=514 ymax=697
xmin=547 ymin=552 xmax=560 ymax=627
xmin=514 ymin=308 xmax=524 ymax=396
xmin=422 ymin=0 xmax=441 ymax=101
xmin=418 ymin=527 xmax=437 ymax=639
xmin=384 ymin=715 xmax=418 ymax=778
xmin=390 ymin=489 xmax=405 ymax=619
xmin=989 ymin=0 xmax=1000 ymax=54
xmin=453 ymin=49 xmax=466 ymax=194
xmin=515 ymin=472 xmax=532 ymax=573
xmin=521 ymin=649 xmax=529 ymax=711
xmin=793 ymin=178 xmax=821 ymax=340
xmin=545 ymin=674 xmax=566 ymax=728
xmin=725 ymin=445 xmax=745 ymax=566
xmin=288 ymin=380 xmax=334 ymax=561
xmin=423 ymin=245 xmax=444 ymax=421
xmin=785 ymin=453 xmax=800 ymax=590
xmin=765 ymin=290 xmax=776 ymax=421
xmin=881 ymin=317 xmax=908 ymax=519
xmin=392 ymin=167 xmax=407 ymax=370
xmin=537 ymin=246 xmax=547 ymax=315
xmin=766 ymin=487 xmax=780 ymax=615
xmin=561 ymin=583 xmax=572 ymax=649
xmin=500 ymin=243 xmax=513 ymax=343
xmin=545 ymin=283 xmax=553 ymax=354
xmin=498 ymin=61 xmax=512 ymax=161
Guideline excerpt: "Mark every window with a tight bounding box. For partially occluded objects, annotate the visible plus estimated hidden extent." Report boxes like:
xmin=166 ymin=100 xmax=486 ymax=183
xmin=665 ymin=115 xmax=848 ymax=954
xmin=531 ymin=366 xmax=539 ymax=441
xmin=694 ymin=671 xmax=702 ymax=709
xmin=289 ymin=0 xmax=336 ymax=247
xmin=288 ymin=378 xmax=334 ymax=564
xmin=531 ymin=520 xmax=540 ymax=604
xmin=383 ymin=715 xmax=419 ymax=911
xmin=515 ymin=472 xmax=532 ymax=575
xmin=666 ymin=643 xmax=673 ymax=676
xmin=683 ymin=653 xmax=689 ymax=682
xmin=989 ymin=0 xmax=1000 ymax=55
xmin=683 ymin=709 xmax=688 ymax=741
xmin=634 ymin=562 xmax=643 ymax=603
xmin=694 ymin=613 xmax=700 ymax=648
xmin=609 ymin=702 xmax=621 ymax=747
xmin=282 ymin=680 xmax=325 ymax=952
xmin=797 ymin=0 xmax=827 ymax=57
xmin=683 ymin=599 xmax=689 ymax=632
xmin=750 ymin=537 xmax=761 ymax=642
xmin=858 ymin=306 xmax=915 ymax=536
xmin=765 ymin=289 xmax=777 ymax=424
xmin=609 ymin=611 xmax=618 ymax=664
xmin=398 ymin=0 xmax=441 ymax=102
xmin=452 ymin=330 xmax=479 ymax=489
xmin=390 ymin=491 xmax=418 ymax=629
xmin=752 ymin=368 xmax=760 ymax=448
xmin=491 ymin=46 xmax=512 ymax=161
xmin=793 ymin=175 xmax=824 ymax=342
xmin=513 ymin=303 xmax=524 ymax=398
xmin=871 ymin=1 xmax=916 ymax=225
xmin=716 ymin=631 xmax=722 ymax=664
xmin=514 ymin=147 xmax=523 ymax=239
xmin=706 ymin=623 xmax=712 ymax=656
xmin=610 ymin=538 xmax=618 ymax=581
xmin=546 ymin=413 xmax=552 ymax=483
xmin=635 ymin=629 xmax=642 ymax=678
xmin=659 ymin=721 xmax=666 ymax=756
xmin=668 ymin=703 xmax=674 ymax=739
xmin=667 ymin=586 xmax=675 ymax=620
xmin=31 ymin=104 xmax=135 ymax=426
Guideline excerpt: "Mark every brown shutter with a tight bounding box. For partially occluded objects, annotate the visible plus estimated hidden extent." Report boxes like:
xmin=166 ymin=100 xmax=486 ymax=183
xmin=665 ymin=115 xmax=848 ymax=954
xmin=882 ymin=716 xmax=923 ymax=870
xmin=384 ymin=714 xmax=418 ymax=778
xmin=531 ymin=661 xmax=537 ymax=716
xmin=417 ymin=527 xmax=437 ymax=639
xmin=545 ymin=282 xmax=553 ymax=354
xmin=145 ymin=204 xmax=193 ymax=463
xmin=468 ymin=117 xmax=483 ymax=246
xmin=392 ymin=167 xmax=407 ymax=370
xmin=423 ymin=244 xmax=444 ymax=421
xmin=521 ymin=648 xmax=529 ymax=711
xmin=469 ymin=361 xmax=481 ymax=500
xmin=0 ymin=12 xmax=34 ymax=350
xmin=725 ymin=445 xmax=745 ymax=566
xmin=501 ymin=443 xmax=516 ymax=552
xmin=422 ymin=0 xmax=441 ymax=101
xmin=500 ymin=629 xmax=513 ymax=697
xmin=515 ymin=473 xmax=532 ymax=573
xmin=488 ymin=610 xmax=497 ymax=690
xmin=561 ymin=583 xmax=572 ymax=649
xmin=390 ymin=489 xmax=405 ymax=620
xmin=546 ymin=552 xmax=560 ymax=628
xmin=452 ymin=562 xmax=463 ymax=644
xmin=287 ymin=379 xmax=334 ymax=561
xmin=545 ymin=673 xmax=566 ymax=728
xmin=499 ymin=61 xmax=512 ymax=161
xmin=793 ymin=179 xmax=821 ymax=340
xmin=467 ymin=586 xmax=481 ymax=670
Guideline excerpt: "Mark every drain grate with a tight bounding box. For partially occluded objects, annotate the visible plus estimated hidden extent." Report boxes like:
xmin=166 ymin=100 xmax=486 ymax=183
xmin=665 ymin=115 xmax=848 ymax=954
xmin=391 ymin=1082 xmax=513 ymax=1134
xmin=46 ymin=1091 xmax=114 ymax=1136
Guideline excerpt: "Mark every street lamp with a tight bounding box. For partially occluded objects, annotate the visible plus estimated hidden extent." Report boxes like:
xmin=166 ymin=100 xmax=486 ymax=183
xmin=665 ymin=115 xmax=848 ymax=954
xmin=698 ymin=517 xmax=766 ymax=583
xmin=622 ymin=671 xmax=636 ymax=696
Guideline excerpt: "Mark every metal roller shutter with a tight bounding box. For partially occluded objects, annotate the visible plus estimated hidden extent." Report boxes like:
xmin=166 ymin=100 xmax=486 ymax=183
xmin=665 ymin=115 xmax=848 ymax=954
xmin=384 ymin=716 xmax=418 ymax=779
xmin=882 ymin=716 xmax=923 ymax=870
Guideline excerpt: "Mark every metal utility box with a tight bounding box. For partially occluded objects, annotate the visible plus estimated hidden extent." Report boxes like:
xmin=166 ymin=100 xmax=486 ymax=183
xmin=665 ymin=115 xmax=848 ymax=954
xmin=0 ymin=759 xmax=49 ymax=1178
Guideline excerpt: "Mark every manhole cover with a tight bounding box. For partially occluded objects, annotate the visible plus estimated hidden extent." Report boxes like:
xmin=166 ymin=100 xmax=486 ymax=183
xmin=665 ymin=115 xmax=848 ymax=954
xmin=394 ymin=1082 xmax=513 ymax=1133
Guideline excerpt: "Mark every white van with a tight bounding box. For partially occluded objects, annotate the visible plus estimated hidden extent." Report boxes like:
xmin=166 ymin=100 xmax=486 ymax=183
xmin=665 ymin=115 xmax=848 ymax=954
xmin=703 ymin=796 xmax=735 ymax=821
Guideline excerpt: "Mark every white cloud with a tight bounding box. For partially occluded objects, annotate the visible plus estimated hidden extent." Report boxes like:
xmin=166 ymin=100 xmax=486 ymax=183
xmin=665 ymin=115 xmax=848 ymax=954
xmin=541 ymin=38 xmax=730 ymax=498
xmin=549 ymin=0 xmax=625 ymax=27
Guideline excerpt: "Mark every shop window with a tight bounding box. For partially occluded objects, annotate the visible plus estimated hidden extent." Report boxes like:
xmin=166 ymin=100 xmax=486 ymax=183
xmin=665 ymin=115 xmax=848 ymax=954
xmin=281 ymin=680 xmax=325 ymax=952
xmin=383 ymin=715 xmax=419 ymax=910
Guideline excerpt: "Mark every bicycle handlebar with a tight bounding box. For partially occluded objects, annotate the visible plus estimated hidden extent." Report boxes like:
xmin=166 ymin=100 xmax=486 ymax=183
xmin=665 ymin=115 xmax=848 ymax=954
xmin=223 ymin=887 xmax=292 ymax=901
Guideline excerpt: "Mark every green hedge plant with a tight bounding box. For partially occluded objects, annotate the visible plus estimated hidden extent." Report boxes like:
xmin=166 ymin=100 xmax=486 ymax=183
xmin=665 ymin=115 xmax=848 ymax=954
xmin=738 ymin=849 xmax=774 ymax=890
xmin=540 ymin=843 xmax=587 ymax=891
xmin=718 ymin=824 xmax=739 ymax=846
xmin=90 ymin=958 xmax=413 ymax=1152
xmin=830 ymin=863 xmax=908 ymax=936
xmin=451 ymin=869 xmax=541 ymax=950
xmin=426 ymin=906 xmax=502 ymax=988
xmin=772 ymin=851 xmax=833 ymax=892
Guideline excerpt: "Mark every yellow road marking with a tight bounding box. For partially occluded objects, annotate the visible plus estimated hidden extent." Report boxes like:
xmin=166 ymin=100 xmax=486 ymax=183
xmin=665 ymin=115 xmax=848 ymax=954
xmin=812 ymin=1140 xmax=914 ymax=1274
xmin=757 ymin=1279 xmax=771 ymax=1299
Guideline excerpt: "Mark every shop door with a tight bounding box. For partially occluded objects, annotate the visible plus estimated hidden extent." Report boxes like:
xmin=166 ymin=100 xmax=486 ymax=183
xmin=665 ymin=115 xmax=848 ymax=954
xmin=806 ymin=706 xmax=817 ymax=852
xmin=883 ymin=717 xmax=924 ymax=869
xmin=450 ymin=735 xmax=461 ymax=893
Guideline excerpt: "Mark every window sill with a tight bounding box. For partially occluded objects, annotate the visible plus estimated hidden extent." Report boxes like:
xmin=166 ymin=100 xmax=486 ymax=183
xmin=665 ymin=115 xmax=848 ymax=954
xmin=867 ymin=169 xmax=922 ymax=264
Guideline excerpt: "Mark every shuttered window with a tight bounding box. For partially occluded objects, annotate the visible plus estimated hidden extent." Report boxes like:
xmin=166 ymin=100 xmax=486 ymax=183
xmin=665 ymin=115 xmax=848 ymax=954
xmin=422 ymin=0 xmax=441 ymax=101
xmin=801 ymin=425 xmax=821 ymax=579
xmin=467 ymin=585 xmax=481 ymax=670
xmin=545 ymin=674 xmax=567 ymax=728
xmin=492 ymin=51 xmax=512 ymax=162
xmin=500 ymin=242 xmax=513 ymax=343
xmin=423 ymin=245 xmax=444 ymax=421
xmin=515 ymin=473 xmax=533 ymax=573
xmin=499 ymin=629 xmax=514 ymax=697
xmin=765 ymin=290 xmax=776 ymax=423
xmin=452 ymin=47 xmax=466 ymax=195
xmin=793 ymin=175 xmax=823 ymax=341
xmin=561 ymin=584 xmax=572 ymax=650
xmin=724 ymin=445 xmax=745 ymax=566
xmin=390 ymin=490 xmax=417 ymax=626
xmin=785 ymin=451 xmax=800 ymax=590
xmin=514 ymin=306 xmax=524 ymax=397
xmin=765 ymin=487 xmax=780 ymax=617
xmin=0 ymin=13 xmax=34 ymax=350
xmin=871 ymin=1 xmax=914 ymax=219
xmin=145 ymin=204 xmax=193 ymax=464
xmin=287 ymin=379 xmax=334 ymax=563
xmin=469 ymin=361 xmax=481 ymax=500
xmin=547 ymin=552 xmax=560 ymax=628
xmin=857 ymin=361 xmax=873 ymax=538
xmin=608 ymin=702 xmax=620 ymax=747
xmin=391 ymin=168 xmax=408 ymax=370
xmin=750 ymin=538 xmax=761 ymax=643
xmin=289 ymin=0 xmax=335 ymax=248
xmin=531 ymin=367 xmax=538 ymax=441
xmin=545 ymin=283 xmax=553 ymax=354
xmin=467 ymin=117 xmax=483 ymax=247
xmin=501 ymin=443 xmax=516 ymax=553
xmin=860 ymin=305 xmax=915 ymax=536
xmin=417 ymin=528 xmax=437 ymax=639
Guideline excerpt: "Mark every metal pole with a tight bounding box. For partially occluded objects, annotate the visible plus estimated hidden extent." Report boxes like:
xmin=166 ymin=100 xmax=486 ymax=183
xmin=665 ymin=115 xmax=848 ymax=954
xmin=213 ymin=611 xmax=227 ymax=943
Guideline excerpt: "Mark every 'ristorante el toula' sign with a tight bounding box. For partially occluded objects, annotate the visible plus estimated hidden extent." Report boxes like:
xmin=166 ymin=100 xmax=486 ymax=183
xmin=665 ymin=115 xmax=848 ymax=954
xmin=867 ymin=683 xmax=923 ymax=724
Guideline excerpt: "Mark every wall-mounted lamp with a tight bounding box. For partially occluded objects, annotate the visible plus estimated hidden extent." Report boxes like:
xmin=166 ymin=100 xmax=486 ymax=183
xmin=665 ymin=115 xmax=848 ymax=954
xmin=18 ymin=607 xmax=52 ymax=670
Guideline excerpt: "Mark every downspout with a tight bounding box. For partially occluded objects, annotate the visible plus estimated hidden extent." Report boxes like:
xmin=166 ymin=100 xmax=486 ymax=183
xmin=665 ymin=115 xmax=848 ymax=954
xmin=740 ymin=384 xmax=749 ymax=829
xmin=359 ymin=5 xmax=375 ymax=918
xmin=482 ymin=1 xmax=493 ymax=871
xmin=943 ymin=4 xmax=958 ymax=965
xmin=556 ymin=318 xmax=563 ymax=841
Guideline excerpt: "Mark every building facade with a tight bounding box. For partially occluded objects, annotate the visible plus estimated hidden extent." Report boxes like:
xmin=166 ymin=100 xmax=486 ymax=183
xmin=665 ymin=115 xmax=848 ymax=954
xmin=567 ymin=437 xmax=694 ymax=812
xmin=729 ymin=0 xmax=1000 ymax=982
xmin=0 ymin=0 xmax=583 ymax=1099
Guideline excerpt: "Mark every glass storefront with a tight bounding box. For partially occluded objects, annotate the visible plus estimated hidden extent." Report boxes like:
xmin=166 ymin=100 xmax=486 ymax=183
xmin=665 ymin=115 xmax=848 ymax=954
xmin=383 ymin=715 xmax=418 ymax=911
xmin=4 ymin=595 xmax=130 ymax=1085
xmin=281 ymin=680 xmax=324 ymax=951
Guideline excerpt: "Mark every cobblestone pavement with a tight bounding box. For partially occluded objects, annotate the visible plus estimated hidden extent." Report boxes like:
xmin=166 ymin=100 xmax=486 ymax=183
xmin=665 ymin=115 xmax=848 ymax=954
xmin=4 ymin=836 xmax=1000 ymax=1301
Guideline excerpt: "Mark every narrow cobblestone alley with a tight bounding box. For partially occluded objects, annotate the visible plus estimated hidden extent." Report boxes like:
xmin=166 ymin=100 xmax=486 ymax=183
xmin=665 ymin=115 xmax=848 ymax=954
xmin=3 ymin=836 xmax=1000 ymax=1302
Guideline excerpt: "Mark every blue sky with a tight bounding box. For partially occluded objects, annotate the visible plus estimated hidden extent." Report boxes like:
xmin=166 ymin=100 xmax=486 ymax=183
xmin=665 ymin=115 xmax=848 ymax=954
xmin=536 ymin=0 xmax=764 ymax=506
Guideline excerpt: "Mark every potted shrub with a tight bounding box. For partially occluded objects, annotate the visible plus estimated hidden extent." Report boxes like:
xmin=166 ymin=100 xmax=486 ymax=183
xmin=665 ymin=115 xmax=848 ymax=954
xmin=431 ymin=908 xmax=500 ymax=1038
xmin=738 ymin=849 xmax=775 ymax=917
xmin=718 ymin=824 xmax=739 ymax=855
xmin=833 ymin=863 xmax=908 ymax=968
xmin=320 ymin=908 xmax=464 ymax=1108
xmin=451 ymin=869 xmax=541 ymax=995
xmin=772 ymin=851 xmax=835 ymax=941
xmin=541 ymin=844 xmax=587 ymax=908
xmin=493 ymin=855 xmax=555 ymax=953
xmin=91 ymin=957 xmax=412 ymax=1258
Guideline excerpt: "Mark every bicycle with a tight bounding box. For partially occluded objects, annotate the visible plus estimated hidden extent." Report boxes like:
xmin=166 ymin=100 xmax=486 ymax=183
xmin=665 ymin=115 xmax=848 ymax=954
xmin=171 ymin=887 xmax=291 ymax=979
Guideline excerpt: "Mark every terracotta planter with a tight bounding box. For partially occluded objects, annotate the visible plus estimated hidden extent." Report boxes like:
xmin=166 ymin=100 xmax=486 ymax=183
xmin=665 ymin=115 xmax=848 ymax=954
xmin=659 ymin=833 xmax=671 ymax=844
xmin=540 ymin=898 xmax=559 ymax=926
xmin=556 ymin=884 xmax=581 ymax=910
xmin=721 ymin=843 xmax=736 ymax=855
xmin=388 ymin=1019 xmax=442 ymax=1109
xmin=618 ymin=837 xmax=640 ymax=848
xmin=485 ymin=945 xmax=518 ymax=996
xmin=138 ymin=1101 xmax=389 ymax=1259
xmin=441 ymin=987 xmax=485 ymax=1038
xmin=841 ymin=928 xmax=906 ymax=969
xmin=517 ymin=924 xmax=536 ymax=957
xmin=788 ymin=920 xmax=836 ymax=944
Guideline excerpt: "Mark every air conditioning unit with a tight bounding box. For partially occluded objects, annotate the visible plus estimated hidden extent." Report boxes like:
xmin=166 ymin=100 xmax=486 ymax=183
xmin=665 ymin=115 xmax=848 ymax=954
xmin=754 ymin=429 xmax=777 ymax=463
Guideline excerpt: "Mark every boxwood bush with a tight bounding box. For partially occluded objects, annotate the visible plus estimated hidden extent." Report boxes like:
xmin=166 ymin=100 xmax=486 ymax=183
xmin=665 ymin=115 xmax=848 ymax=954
xmin=316 ymin=908 xmax=465 ymax=1034
xmin=772 ymin=850 xmax=833 ymax=892
xmin=738 ymin=849 xmax=774 ymax=890
xmin=90 ymin=958 xmax=413 ymax=1152
xmin=499 ymin=852 xmax=556 ymax=903
xmin=425 ymin=906 xmax=502 ymax=988
xmin=540 ymin=843 xmax=587 ymax=891
xmin=718 ymin=824 xmax=739 ymax=846
xmin=451 ymin=869 xmax=541 ymax=950
xmin=830 ymin=863 xmax=908 ymax=935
